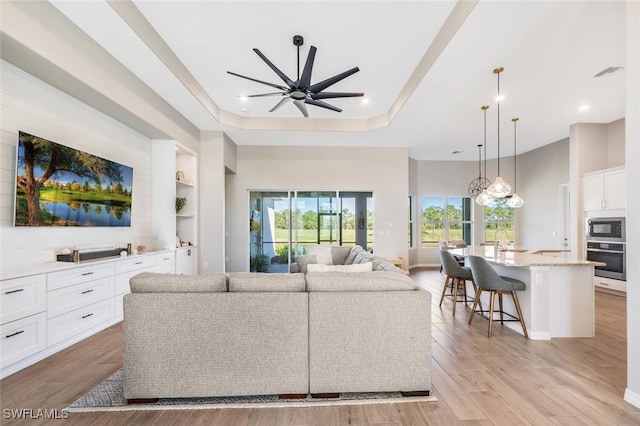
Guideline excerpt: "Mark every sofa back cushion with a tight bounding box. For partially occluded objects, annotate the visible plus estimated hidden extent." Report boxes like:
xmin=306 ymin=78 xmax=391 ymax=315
xmin=130 ymin=272 xmax=227 ymax=293
xmin=294 ymin=255 xmax=317 ymax=274
xmin=305 ymin=271 xmax=418 ymax=292
xmin=306 ymin=244 xmax=333 ymax=265
xmin=228 ymin=272 xmax=306 ymax=292
xmin=306 ymin=262 xmax=372 ymax=274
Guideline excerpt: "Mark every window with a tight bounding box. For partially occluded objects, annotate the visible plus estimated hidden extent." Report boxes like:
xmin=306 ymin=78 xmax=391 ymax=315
xmin=421 ymin=196 xmax=473 ymax=247
xmin=483 ymin=198 xmax=514 ymax=242
xmin=408 ymin=195 xmax=414 ymax=248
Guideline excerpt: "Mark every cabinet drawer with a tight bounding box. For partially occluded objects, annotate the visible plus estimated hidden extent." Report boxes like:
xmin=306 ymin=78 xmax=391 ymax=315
xmin=47 ymin=298 xmax=115 ymax=346
xmin=154 ymin=252 xmax=176 ymax=273
xmin=47 ymin=277 xmax=115 ymax=319
xmin=115 ymin=255 xmax=156 ymax=275
xmin=115 ymin=269 xmax=151 ymax=295
xmin=48 ymin=263 xmax=114 ymax=291
xmin=1 ymin=275 xmax=46 ymax=325
xmin=1 ymin=312 xmax=47 ymax=368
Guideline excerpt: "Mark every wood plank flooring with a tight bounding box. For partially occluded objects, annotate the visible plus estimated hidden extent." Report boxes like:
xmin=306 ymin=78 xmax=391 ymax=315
xmin=1 ymin=268 xmax=638 ymax=425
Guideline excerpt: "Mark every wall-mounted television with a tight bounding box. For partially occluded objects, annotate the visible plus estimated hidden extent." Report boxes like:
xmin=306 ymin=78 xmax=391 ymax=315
xmin=15 ymin=131 xmax=133 ymax=227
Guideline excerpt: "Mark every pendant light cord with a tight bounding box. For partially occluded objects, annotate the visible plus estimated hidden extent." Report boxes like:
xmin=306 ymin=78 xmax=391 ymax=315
xmin=512 ymin=117 xmax=519 ymax=192
xmin=482 ymin=105 xmax=489 ymax=187
xmin=496 ymin=70 xmax=501 ymax=176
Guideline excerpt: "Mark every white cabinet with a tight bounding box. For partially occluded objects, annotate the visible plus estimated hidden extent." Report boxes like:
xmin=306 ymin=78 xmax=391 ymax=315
xmin=176 ymin=247 xmax=197 ymax=275
xmin=582 ymin=168 xmax=626 ymax=211
xmin=1 ymin=274 xmax=47 ymax=368
xmin=154 ymin=252 xmax=176 ymax=273
xmin=114 ymin=254 xmax=157 ymax=316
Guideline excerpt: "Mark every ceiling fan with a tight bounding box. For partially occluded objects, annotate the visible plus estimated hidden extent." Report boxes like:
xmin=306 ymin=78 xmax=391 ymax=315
xmin=227 ymin=35 xmax=364 ymax=118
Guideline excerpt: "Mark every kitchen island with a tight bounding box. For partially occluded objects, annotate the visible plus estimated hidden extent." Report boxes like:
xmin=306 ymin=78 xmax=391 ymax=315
xmin=449 ymin=246 xmax=604 ymax=340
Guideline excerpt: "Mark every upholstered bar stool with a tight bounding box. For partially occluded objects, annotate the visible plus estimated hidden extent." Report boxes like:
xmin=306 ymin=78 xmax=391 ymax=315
xmin=467 ymin=255 xmax=528 ymax=338
xmin=439 ymin=250 xmax=480 ymax=316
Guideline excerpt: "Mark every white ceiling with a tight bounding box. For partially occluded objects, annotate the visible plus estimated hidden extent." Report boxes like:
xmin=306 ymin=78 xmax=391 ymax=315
xmin=48 ymin=0 xmax=626 ymax=161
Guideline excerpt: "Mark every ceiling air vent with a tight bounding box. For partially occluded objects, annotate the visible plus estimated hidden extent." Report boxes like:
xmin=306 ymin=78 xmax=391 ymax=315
xmin=593 ymin=67 xmax=624 ymax=77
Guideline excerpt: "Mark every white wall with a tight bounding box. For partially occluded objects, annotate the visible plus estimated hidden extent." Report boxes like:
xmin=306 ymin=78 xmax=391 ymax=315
xmin=625 ymin=0 xmax=640 ymax=410
xmin=0 ymin=60 xmax=153 ymax=269
xmin=607 ymin=118 xmax=625 ymax=168
xmin=225 ymin=145 xmax=409 ymax=272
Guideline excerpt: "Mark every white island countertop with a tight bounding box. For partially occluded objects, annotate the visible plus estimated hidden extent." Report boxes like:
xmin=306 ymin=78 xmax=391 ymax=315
xmin=449 ymin=246 xmax=605 ymax=267
xmin=449 ymin=245 xmax=602 ymax=340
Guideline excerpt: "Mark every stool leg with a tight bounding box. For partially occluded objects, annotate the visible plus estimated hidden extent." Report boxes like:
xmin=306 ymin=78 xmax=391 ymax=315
xmin=452 ymin=278 xmax=458 ymax=316
xmin=439 ymin=276 xmax=450 ymax=307
xmin=488 ymin=291 xmax=496 ymax=338
xmin=471 ymin=278 xmax=483 ymax=312
xmin=498 ymin=293 xmax=504 ymax=324
xmin=468 ymin=288 xmax=483 ymax=325
xmin=511 ymin=291 xmax=529 ymax=339
xmin=462 ymin=279 xmax=468 ymax=306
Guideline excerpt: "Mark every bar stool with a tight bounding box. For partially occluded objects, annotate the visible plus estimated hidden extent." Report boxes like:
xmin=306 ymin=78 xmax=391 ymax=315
xmin=467 ymin=255 xmax=528 ymax=338
xmin=439 ymin=249 xmax=480 ymax=316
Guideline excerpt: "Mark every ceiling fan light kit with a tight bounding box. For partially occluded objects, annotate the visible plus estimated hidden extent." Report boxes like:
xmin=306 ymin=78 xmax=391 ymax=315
xmin=227 ymin=35 xmax=364 ymax=117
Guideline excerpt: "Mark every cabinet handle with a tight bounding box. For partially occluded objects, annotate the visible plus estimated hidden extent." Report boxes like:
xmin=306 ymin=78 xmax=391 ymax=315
xmin=81 ymin=272 xmax=94 ymax=276
xmin=6 ymin=330 xmax=24 ymax=338
xmin=81 ymin=289 xmax=94 ymax=294
xmin=599 ymin=282 xmax=609 ymax=286
xmin=81 ymin=313 xmax=94 ymax=319
xmin=163 ymin=257 xmax=171 ymax=261
xmin=135 ymin=262 xmax=143 ymax=265
xmin=5 ymin=288 xmax=24 ymax=295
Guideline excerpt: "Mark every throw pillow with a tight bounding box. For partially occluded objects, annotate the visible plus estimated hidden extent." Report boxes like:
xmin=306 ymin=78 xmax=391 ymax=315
xmin=306 ymin=244 xmax=333 ymax=265
xmin=295 ymin=254 xmax=317 ymax=274
xmin=353 ymin=250 xmax=374 ymax=264
xmin=371 ymin=256 xmax=403 ymax=273
xmin=344 ymin=245 xmax=365 ymax=265
xmin=306 ymin=262 xmax=373 ymax=274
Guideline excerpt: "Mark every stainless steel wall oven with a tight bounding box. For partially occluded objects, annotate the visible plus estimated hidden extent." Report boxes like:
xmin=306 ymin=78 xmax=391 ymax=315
xmin=586 ymin=217 xmax=626 ymax=281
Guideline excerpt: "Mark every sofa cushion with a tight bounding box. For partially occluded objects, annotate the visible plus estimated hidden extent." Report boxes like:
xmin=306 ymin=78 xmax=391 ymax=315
xmin=344 ymin=245 xmax=365 ymax=265
xmin=130 ymin=272 xmax=227 ymax=293
xmin=305 ymin=271 xmax=419 ymax=292
xmin=228 ymin=273 xmax=306 ymax=292
xmin=306 ymin=262 xmax=373 ymax=274
xmin=306 ymin=244 xmax=333 ymax=265
xmin=295 ymin=255 xmax=317 ymax=274
xmin=331 ymin=246 xmax=352 ymax=266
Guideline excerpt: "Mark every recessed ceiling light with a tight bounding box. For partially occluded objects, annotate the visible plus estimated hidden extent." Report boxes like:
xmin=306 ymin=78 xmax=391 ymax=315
xmin=238 ymin=96 xmax=248 ymax=102
xmin=361 ymin=98 xmax=370 ymax=105
xmin=578 ymin=104 xmax=590 ymax=112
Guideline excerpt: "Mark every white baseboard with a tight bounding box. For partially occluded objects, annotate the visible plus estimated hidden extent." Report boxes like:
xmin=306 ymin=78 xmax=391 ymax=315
xmin=624 ymin=387 xmax=640 ymax=409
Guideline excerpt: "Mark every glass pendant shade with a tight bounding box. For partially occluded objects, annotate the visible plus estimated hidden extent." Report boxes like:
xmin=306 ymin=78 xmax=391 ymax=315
xmin=487 ymin=176 xmax=511 ymax=198
xmin=507 ymin=193 xmax=525 ymax=208
xmin=476 ymin=188 xmax=494 ymax=206
xmin=487 ymin=67 xmax=511 ymax=199
xmin=507 ymin=116 xmax=524 ymax=208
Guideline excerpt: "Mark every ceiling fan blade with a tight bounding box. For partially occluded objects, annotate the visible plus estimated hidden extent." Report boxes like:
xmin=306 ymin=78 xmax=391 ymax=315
xmin=247 ymin=92 xmax=287 ymax=98
xmin=269 ymin=97 xmax=291 ymax=112
xmin=253 ymin=48 xmax=296 ymax=88
xmin=308 ymin=67 xmax=360 ymax=94
xmin=304 ymin=98 xmax=342 ymax=113
xmin=293 ymin=99 xmax=309 ymax=117
xmin=311 ymin=92 xmax=364 ymax=100
xmin=299 ymin=46 xmax=317 ymax=89
xmin=227 ymin=71 xmax=288 ymax=91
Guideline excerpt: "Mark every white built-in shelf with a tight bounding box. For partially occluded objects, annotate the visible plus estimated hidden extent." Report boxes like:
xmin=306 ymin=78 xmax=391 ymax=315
xmin=176 ymin=180 xmax=195 ymax=188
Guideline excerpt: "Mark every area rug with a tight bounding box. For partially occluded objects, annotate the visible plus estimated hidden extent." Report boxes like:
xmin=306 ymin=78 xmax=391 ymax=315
xmin=67 ymin=370 xmax=437 ymax=412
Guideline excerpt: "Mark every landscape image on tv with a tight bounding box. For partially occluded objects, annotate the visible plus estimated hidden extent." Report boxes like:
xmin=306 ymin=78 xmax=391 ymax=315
xmin=15 ymin=131 xmax=133 ymax=227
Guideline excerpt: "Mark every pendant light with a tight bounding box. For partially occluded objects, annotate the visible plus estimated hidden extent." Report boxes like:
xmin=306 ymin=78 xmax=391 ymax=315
xmin=476 ymin=105 xmax=494 ymax=206
xmin=487 ymin=67 xmax=512 ymax=198
xmin=468 ymin=144 xmax=488 ymax=199
xmin=507 ymin=117 xmax=524 ymax=208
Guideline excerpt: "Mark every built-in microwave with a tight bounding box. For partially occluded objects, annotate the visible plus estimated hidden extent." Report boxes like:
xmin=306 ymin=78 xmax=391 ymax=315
xmin=586 ymin=217 xmax=625 ymax=242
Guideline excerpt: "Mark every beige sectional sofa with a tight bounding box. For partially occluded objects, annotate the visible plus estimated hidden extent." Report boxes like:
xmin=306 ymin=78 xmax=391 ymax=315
xmin=123 ymin=270 xmax=431 ymax=401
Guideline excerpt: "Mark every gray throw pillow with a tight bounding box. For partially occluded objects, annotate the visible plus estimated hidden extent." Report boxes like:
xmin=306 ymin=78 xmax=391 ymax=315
xmin=295 ymin=255 xmax=317 ymax=274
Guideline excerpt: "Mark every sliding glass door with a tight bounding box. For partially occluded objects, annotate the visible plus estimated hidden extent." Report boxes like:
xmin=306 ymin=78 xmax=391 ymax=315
xmin=249 ymin=190 xmax=373 ymax=272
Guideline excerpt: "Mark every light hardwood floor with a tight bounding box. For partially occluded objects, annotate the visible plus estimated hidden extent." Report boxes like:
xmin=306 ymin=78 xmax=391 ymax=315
xmin=1 ymin=268 xmax=639 ymax=425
